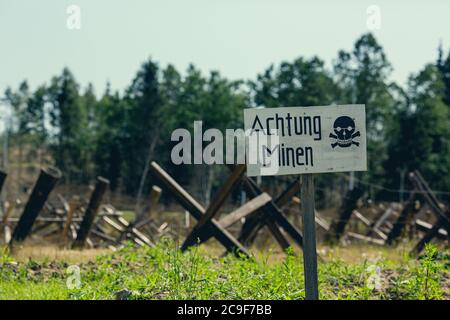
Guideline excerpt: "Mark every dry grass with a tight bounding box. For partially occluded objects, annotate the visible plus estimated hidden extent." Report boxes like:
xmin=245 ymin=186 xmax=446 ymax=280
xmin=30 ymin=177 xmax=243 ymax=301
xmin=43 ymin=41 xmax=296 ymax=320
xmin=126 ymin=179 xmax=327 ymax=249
xmin=2 ymin=244 xmax=110 ymax=264
xmin=317 ymin=244 xmax=413 ymax=264
xmin=0 ymin=237 xmax=423 ymax=266
xmin=181 ymin=239 xmax=416 ymax=265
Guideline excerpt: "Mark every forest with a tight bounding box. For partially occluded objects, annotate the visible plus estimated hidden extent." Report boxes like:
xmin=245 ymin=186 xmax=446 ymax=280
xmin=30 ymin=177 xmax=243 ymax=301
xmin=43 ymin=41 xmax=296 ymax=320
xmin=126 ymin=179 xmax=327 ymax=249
xmin=3 ymin=32 xmax=450 ymax=208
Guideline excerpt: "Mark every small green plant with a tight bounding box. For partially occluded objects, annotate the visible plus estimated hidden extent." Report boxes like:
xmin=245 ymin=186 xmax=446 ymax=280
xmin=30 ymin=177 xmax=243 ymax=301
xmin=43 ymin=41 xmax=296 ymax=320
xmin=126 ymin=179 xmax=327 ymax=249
xmin=408 ymin=244 xmax=443 ymax=300
xmin=0 ymin=246 xmax=12 ymax=263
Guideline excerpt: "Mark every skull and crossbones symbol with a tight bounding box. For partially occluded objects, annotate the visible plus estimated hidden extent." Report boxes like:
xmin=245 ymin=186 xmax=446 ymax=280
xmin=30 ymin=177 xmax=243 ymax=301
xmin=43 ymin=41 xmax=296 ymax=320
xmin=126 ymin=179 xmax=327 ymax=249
xmin=329 ymin=116 xmax=360 ymax=148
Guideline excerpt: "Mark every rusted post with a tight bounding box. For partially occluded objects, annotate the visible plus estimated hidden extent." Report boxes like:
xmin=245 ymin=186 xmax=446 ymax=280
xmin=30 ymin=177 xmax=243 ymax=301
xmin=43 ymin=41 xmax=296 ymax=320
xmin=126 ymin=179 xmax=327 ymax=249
xmin=10 ymin=167 xmax=61 ymax=244
xmin=148 ymin=186 xmax=162 ymax=215
xmin=61 ymin=196 xmax=79 ymax=244
xmin=72 ymin=177 xmax=110 ymax=249
xmin=327 ymin=187 xmax=364 ymax=243
xmin=0 ymin=170 xmax=7 ymax=195
xmin=133 ymin=185 xmax=162 ymax=224
xmin=387 ymin=189 xmax=418 ymax=244
xmin=2 ymin=200 xmax=18 ymax=243
xmin=410 ymin=215 xmax=448 ymax=256
xmin=409 ymin=170 xmax=450 ymax=254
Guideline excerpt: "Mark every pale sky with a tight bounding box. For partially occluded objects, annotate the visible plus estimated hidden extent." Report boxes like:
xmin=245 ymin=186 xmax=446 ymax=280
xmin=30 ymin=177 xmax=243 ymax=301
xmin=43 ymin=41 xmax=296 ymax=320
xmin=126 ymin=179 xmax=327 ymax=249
xmin=0 ymin=0 xmax=449 ymax=100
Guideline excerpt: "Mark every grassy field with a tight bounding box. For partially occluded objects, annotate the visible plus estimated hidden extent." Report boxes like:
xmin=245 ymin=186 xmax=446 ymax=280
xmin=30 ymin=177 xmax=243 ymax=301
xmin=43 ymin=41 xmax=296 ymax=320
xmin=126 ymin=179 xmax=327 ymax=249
xmin=0 ymin=240 xmax=449 ymax=300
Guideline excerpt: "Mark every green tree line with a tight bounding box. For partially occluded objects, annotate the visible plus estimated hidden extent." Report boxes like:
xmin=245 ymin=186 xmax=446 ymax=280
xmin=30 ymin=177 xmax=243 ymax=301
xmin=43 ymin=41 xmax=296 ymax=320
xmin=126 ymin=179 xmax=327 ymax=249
xmin=3 ymin=33 xmax=450 ymax=206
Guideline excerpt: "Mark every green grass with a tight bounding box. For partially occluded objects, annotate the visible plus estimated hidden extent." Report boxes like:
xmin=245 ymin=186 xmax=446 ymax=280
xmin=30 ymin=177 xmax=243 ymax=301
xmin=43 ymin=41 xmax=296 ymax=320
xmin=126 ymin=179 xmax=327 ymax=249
xmin=0 ymin=240 xmax=448 ymax=300
xmin=0 ymin=281 xmax=68 ymax=300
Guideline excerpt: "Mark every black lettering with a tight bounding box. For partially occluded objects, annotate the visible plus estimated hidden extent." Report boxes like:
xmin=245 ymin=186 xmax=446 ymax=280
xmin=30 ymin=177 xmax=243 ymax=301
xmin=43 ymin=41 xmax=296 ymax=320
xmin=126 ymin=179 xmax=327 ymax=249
xmin=305 ymin=146 xmax=313 ymax=167
xmin=304 ymin=116 xmax=312 ymax=136
xmin=313 ymin=116 xmax=321 ymax=140
xmin=294 ymin=117 xmax=303 ymax=135
xmin=286 ymin=113 xmax=292 ymax=136
xmin=266 ymin=117 xmax=274 ymax=135
xmin=251 ymin=115 xmax=264 ymax=132
xmin=275 ymin=113 xmax=285 ymax=137
xmin=296 ymin=147 xmax=304 ymax=165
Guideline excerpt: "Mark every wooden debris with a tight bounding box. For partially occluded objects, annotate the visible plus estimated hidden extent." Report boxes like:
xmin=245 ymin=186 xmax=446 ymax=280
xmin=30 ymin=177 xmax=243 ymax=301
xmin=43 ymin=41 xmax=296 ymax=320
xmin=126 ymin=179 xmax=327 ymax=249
xmin=218 ymin=193 xmax=271 ymax=229
xmin=327 ymin=187 xmax=364 ymax=243
xmin=410 ymin=171 xmax=450 ymax=255
xmin=10 ymin=167 xmax=62 ymax=244
xmin=72 ymin=177 xmax=110 ymax=249
xmin=346 ymin=232 xmax=385 ymax=245
xmin=150 ymin=161 xmax=250 ymax=258
xmin=181 ymin=165 xmax=246 ymax=251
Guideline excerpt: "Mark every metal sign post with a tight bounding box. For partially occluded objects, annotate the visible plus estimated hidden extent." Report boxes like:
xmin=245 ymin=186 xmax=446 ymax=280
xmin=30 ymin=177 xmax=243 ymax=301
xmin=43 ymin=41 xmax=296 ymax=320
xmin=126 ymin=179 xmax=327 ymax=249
xmin=244 ymin=104 xmax=367 ymax=301
xmin=300 ymin=174 xmax=318 ymax=300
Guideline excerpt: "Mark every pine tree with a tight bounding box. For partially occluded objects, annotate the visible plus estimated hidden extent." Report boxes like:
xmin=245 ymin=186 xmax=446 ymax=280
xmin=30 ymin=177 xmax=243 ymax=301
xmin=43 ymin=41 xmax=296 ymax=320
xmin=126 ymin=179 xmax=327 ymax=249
xmin=385 ymin=64 xmax=450 ymax=193
xmin=48 ymin=68 xmax=90 ymax=183
xmin=334 ymin=33 xmax=397 ymax=190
